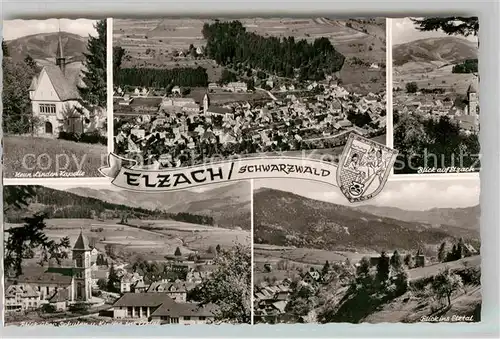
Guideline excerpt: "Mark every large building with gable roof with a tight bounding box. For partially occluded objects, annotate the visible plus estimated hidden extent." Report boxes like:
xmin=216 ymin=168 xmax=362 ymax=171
xmin=5 ymin=229 xmax=93 ymax=312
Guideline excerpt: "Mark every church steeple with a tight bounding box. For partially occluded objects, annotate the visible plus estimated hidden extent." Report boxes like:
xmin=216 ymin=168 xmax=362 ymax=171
xmin=55 ymin=20 xmax=66 ymax=74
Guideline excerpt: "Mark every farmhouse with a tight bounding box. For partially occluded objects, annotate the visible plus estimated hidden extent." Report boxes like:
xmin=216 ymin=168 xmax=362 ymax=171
xmin=28 ymin=32 xmax=94 ymax=137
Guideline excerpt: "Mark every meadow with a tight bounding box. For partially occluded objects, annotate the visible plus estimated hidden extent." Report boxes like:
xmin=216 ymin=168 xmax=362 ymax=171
xmin=6 ymin=218 xmax=250 ymax=263
xmin=3 ymin=136 xmax=107 ymax=178
xmin=393 ymin=63 xmax=478 ymax=96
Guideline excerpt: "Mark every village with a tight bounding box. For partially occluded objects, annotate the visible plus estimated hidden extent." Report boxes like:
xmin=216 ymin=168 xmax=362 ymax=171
xmin=253 ymin=243 xmax=479 ymax=324
xmin=5 ymin=229 xmax=227 ymax=325
xmin=113 ymin=78 xmax=386 ymax=168
xmin=393 ymin=82 xmax=479 ymax=134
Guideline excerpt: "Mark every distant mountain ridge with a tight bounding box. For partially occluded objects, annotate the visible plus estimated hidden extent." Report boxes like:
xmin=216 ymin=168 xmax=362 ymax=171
xmin=393 ymin=36 xmax=478 ymax=66
xmin=355 ymin=204 xmax=479 ymax=230
xmin=5 ymin=31 xmax=88 ymax=63
xmin=66 ymin=181 xmax=251 ymax=230
xmin=254 ymin=188 xmax=479 ymax=252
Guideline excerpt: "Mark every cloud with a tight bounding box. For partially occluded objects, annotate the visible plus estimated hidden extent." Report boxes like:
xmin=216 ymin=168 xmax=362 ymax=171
xmin=3 ymin=19 xmax=98 ymax=41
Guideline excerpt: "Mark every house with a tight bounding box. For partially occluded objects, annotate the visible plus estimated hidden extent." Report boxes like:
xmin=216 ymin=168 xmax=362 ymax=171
xmin=463 ymin=243 xmax=479 ymax=257
xmin=4 ymin=284 xmax=41 ymax=312
xmin=303 ymin=271 xmax=321 ymax=286
xmin=120 ymin=272 xmax=144 ymax=293
xmin=28 ymin=32 xmax=94 ymax=137
xmin=171 ymin=86 xmax=181 ymax=95
xmin=227 ymin=82 xmax=247 ymax=93
xmin=147 ymin=281 xmax=196 ymax=302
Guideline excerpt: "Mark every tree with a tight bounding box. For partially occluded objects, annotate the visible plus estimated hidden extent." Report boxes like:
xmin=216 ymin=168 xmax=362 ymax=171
xmin=376 ymin=252 xmax=390 ymax=283
xmin=356 ymin=256 xmax=371 ymax=277
xmin=321 ymin=260 xmax=330 ymax=276
xmin=195 ymin=243 xmax=251 ymax=323
xmin=104 ymin=243 xmax=116 ymax=259
xmin=24 ymin=55 xmax=38 ymax=71
xmin=411 ymin=17 xmax=479 ymax=47
xmin=207 ymin=245 xmax=215 ymax=254
xmin=404 ymin=253 xmax=413 ymax=268
xmin=406 ymin=82 xmax=418 ymax=93
xmin=432 ymin=268 xmax=464 ymax=306
xmin=107 ymin=264 xmax=120 ymax=292
xmin=174 ymin=246 xmax=182 ymax=256
xmin=79 ymin=19 xmax=107 ymax=108
xmin=97 ymin=278 xmax=107 ymax=290
xmin=4 ymin=186 xmax=71 ymax=277
xmin=2 ymin=58 xmax=37 ymax=134
xmin=113 ymin=46 xmax=126 ymax=74
xmin=438 ymin=242 xmax=447 ymax=262
xmin=2 ymin=38 xmax=9 ymax=56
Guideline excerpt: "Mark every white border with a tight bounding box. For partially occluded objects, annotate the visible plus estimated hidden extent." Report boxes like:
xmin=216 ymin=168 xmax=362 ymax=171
xmin=107 ymin=17 xmax=114 ymax=153
xmin=250 ymin=179 xmax=255 ymax=325
xmin=386 ymin=17 xmax=394 ymax=149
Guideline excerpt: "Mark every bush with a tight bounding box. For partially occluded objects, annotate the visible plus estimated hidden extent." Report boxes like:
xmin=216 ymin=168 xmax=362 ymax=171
xmin=68 ymin=302 xmax=91 ymax=314
xmin=41 ymin=303 xmax=57 ymax=313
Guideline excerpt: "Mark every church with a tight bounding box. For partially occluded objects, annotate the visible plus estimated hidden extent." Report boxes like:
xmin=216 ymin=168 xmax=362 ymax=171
xmin=5 ymin=230 xmax=93 ymax=312
xmin=456 ymin=82 xmax=479 ymax=133
xmin=28 ymin=31 xmax=92 ymax=137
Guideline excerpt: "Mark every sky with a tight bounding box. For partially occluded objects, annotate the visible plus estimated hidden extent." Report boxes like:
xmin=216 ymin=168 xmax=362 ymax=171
xmin=3 ymin=19 xmax=98 ymax=41
xmin=254 ymin=177 xmax=480 ymax=211
xmin=392 ymin=17 xmax=478 ymax=46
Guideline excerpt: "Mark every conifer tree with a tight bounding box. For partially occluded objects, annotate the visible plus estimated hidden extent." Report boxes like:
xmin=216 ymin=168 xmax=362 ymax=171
xmin=79 ymin=20 xmax=107 ymax=108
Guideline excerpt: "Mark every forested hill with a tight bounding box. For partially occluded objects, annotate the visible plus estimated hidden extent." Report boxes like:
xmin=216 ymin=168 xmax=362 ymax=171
xmin=4 ymin=185 xmax=214 ymax=226
xmin=202 ymin=20 xmax=345 ymax=81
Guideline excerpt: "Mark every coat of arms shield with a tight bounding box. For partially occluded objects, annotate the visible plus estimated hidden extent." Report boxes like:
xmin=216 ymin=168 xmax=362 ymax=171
xmin=337 ymin=133 xmax=398 ymax=203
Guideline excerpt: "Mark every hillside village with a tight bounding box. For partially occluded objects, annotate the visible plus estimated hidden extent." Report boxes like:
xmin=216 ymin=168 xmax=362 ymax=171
xmin=5 ymin=229 xmax=236 ymax=325
xmin=394 ymin=82 xmax=479 ymax=134
xmin=113 ymin=80 xmax=386 ymax=167
xmin=113 ymin=18 xmax=386 ymax=167
xmin=254 ymin=242 xmax=479 ymax=324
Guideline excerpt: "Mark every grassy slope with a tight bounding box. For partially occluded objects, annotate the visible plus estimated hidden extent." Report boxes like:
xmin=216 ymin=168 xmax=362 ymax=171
xmin=3 ymin=136 xmax=107 ymax=178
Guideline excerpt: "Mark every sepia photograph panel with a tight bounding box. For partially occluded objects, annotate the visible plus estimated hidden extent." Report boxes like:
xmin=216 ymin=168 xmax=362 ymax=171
xmin=3 ymin=182 xmax=251 ymax=325
xmin=252 ymin=178 xmax=480 ymax=324
xmin=2 ymin=19 xmax=108 ymax=179
xmin=392 ymin=17 xmax=480 ymax=175
xmin=112 ymin=18 xmax=387 ymax=169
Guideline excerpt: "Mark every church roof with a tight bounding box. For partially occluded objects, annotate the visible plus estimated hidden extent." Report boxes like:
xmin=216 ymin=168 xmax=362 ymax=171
xmin=73 ymin=230 xmax=91 ymax=251
xmin=56 ymin=33 xmax=64 ymax=59
xmin=42 ymin=64 xmax=83 ymax=101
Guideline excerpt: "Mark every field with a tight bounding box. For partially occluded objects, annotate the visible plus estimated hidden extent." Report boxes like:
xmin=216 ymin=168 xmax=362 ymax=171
xmin=393 ymin=63 xmax=478 ymax=96
xmin=6 ymin=218 xmax=250 ymax=263
xmin=114 ymin=18 xmax=386 ymax=88
xmin=3 ymin=136 xmax=107 ymax=178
